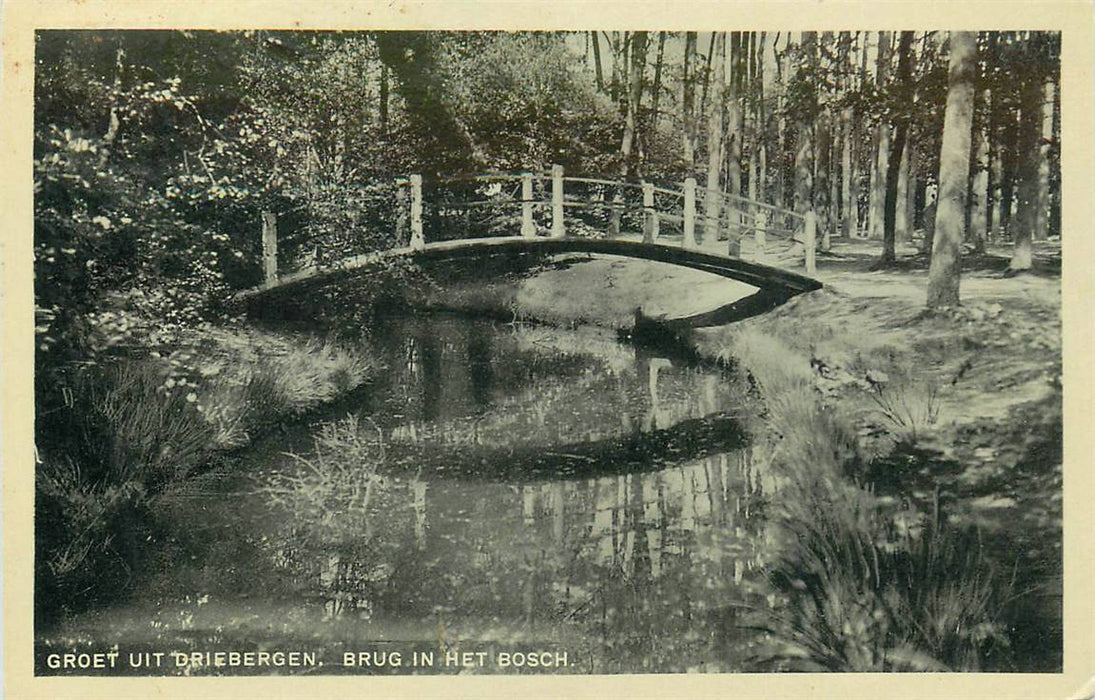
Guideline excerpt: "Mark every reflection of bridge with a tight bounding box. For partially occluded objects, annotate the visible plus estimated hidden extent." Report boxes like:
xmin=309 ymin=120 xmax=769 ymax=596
xmin=238 ymin=166 xmax=823 ymax=306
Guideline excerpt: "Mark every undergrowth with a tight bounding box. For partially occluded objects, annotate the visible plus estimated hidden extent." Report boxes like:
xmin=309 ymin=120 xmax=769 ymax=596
xmin=35 ymin=328 xmax=378 ymax=622
xmin=721 ymin=325 xmax=1019 ymax=672
xmin=757 ymin=477 xmax=1012 ymax=671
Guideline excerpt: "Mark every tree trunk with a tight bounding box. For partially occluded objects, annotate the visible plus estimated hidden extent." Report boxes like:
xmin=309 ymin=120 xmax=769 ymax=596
xmin=611 ymin=31 xmax=646 ymax=236
xmin=896 ymin=139 xmax=911 ymax=243
xmin=842 ymin=108 xmax=857 ymax=236
xmin=905 ymin=142 xmax=918 ymax=237
xmin=682 ymin=31 xmax=698 ymax=172
xmin=621 ymin=31 xmax=648 ymax=177
xmin=968 ymin=87 xmax=990 ymax=254
xmin=999 ymin=109 xmax=1018 ymax=238
xmin=816 ymin=110 xmax=832 ymax=251
xmin=704 ymin=33 xmax=727 ymax=242
xmin=1010 ymin=35 xmax=1044 ymax=272
xmin=882 ymin=31 xmax=915 ymax=263
xmin=1049 ymin=58 xmax=1061 ymax=238
xmin=816 ymin=32 xmax=833 ymax=251
xmin=927 ymin=32 xmax=977 ymax=308
xmin=757 ymin=31 xmax=770 ymax=203
xmin=882 ymin=121 xmax=907 ymax=261
xmin=869 ymin=31 xmax=892 ymax=240
xmin=988 ymin=90 xmax=1004 ymax=237
xmin=591 ymin=31 xmax=604 ymax=92
xmin=650 ymin=32 xmax=666 ymax=135
xmin=1035 ymin=76 xmax=1054 ymax=241
xmin=375 ymin=33 xmax=485 ymax=171
xmin=793 ymin=33 xmax=817 ymax=217
xmin=727 ymin=32 xmax=743 ymax=199
xmin=700 ymin=33 xmax=717 ymax=117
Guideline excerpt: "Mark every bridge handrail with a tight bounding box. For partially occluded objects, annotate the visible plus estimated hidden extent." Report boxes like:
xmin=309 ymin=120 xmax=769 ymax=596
xmin=259 ymin=164 xmax=820 ymax=288
xmin=406 ymin=171 xmax=804 ymax=223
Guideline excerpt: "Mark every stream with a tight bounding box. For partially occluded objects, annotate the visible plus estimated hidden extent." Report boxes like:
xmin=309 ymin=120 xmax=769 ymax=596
xmin=39 ymin=313 xmax=785 ymax=675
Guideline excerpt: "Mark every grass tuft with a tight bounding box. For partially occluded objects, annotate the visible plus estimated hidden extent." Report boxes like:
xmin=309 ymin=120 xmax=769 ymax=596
xmin=758 ymin=482 xmax=1011 ymax=672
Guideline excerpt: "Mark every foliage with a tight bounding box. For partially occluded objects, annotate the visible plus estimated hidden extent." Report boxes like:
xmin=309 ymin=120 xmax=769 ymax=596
xmin=34 ymin=328 xmax=378 ymax=621
xmin=444 ymin=33 xmax=620 ymax=172
xmin=758 ymin=479 xmax=1012 ymax=672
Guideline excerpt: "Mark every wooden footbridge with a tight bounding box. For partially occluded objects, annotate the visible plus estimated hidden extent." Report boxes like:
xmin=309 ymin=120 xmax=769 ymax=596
xmin=237 ymin=166 xmax=823 ymax=312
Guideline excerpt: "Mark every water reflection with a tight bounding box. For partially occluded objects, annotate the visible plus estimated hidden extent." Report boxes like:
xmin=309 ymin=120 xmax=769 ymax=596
xmin=262 ymin=316 xmax=783 ymax=672
xmin=330 ymin=448 xmax=783 ymax=672
xmin=366 ymin=316 xmax=751 ymax=481
xmin=75 ymin=315 xmax=783 ymax=674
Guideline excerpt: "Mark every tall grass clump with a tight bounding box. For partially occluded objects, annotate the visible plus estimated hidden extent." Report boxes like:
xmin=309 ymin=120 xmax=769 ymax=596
xmin=864 ymin=376 xmax=941 ymax=445
xmin=35 ymin=360 xmax=216 ymax=619
xmin=720 ymin=326 xmax=1012 ymax=671
xmin=758 ymin=480 xmax=1012 ymax=672
xmin=191 ymin=332 xmax=376 ymax=448
xmin=76 ymin=361 xmax=217 ymax=489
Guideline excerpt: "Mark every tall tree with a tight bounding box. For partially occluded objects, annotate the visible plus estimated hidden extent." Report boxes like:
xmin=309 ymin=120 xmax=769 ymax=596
xmin=755 ymin=31 xmax=770 ymax=204
xmin=375 ymin=32 xmax=485 ymax=171
xmin=968 ymin=83 xmax=991 ymax=254
xmin=620 ymin=30 xmax=648 ymax=177
xmin=868 ymin=32 xmax=892 ymax=240
xmin=792 ymin=32 xmax=816 ymax=216
xmin=649 ymin=31 xmax=667 ymax=136
xmin=1034 ymin=44 xmax=1055 ymax=242
xmin=841 ymin=33 xmax=859 ymax=237
xmin=726 ymin=32 xmax=744 ymax=199
xmin=590 ymin=31 xmax=604 ymax=92
xmin=1010 ymin=32 xmax=1046 ymax=272
xmin=681 ymin=31 xmax=698 ymax=171
xmin=881 ymin=31 xmax=915 ymax=263
xmin=927 ymin=32 xmax=978 ymax=308
xmin=815 ymin=32 xmax=834 ymax=251
xmin=704 ymin=32 xmax=727 ymax=241
xmin=1048 ymin=44 xmax=1062 ymax=238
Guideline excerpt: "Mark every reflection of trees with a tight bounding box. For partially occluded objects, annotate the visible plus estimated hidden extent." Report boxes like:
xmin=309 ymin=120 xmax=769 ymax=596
xmin=373 ymin=318 xmax=750 ymax=472
xmin=320 ymin=447 xmax=775 ymax=671
xmin=246 ymin=318 xmax=778 ymax=669
xmin=245 ymin=428 xmax=781 ymax=671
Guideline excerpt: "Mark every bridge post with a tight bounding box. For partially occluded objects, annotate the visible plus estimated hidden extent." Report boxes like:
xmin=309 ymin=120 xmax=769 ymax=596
xmin=683 ymin=178 xmax=697 ymax=249
xmin=395 ymin=179 xmax=409 ymax=244
xmin=805 ymin=210 xmax=817 ymax=274
xmin=410 ymin=173 xmax=424 ymax=250
xmin=521 ymin=173 xmax=536 ymax=237
xmin=642 ymin=182 xmax=659 ymax=243
xmin=551 ymin=164 xmax=565 ymax=238
xmin=727 ymin=210 xmax=742 ymax=257
xmin=754 ymin=210 xmax=768 ymax=262
xmin=261 ymin=210 xmax=278 ymax=287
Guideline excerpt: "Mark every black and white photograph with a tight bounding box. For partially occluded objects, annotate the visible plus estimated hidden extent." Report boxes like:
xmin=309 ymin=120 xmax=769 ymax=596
xmin=5 ymin=2 xmax=1095 ymax=697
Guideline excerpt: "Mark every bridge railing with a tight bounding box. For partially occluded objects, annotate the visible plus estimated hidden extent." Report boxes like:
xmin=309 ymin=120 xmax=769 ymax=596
xmin=256 ymin=165 xmax=818 ymax=288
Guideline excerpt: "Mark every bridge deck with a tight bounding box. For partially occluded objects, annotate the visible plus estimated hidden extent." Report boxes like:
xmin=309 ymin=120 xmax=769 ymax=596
xmin=236 ymin=235 xmax=822 ymax=303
